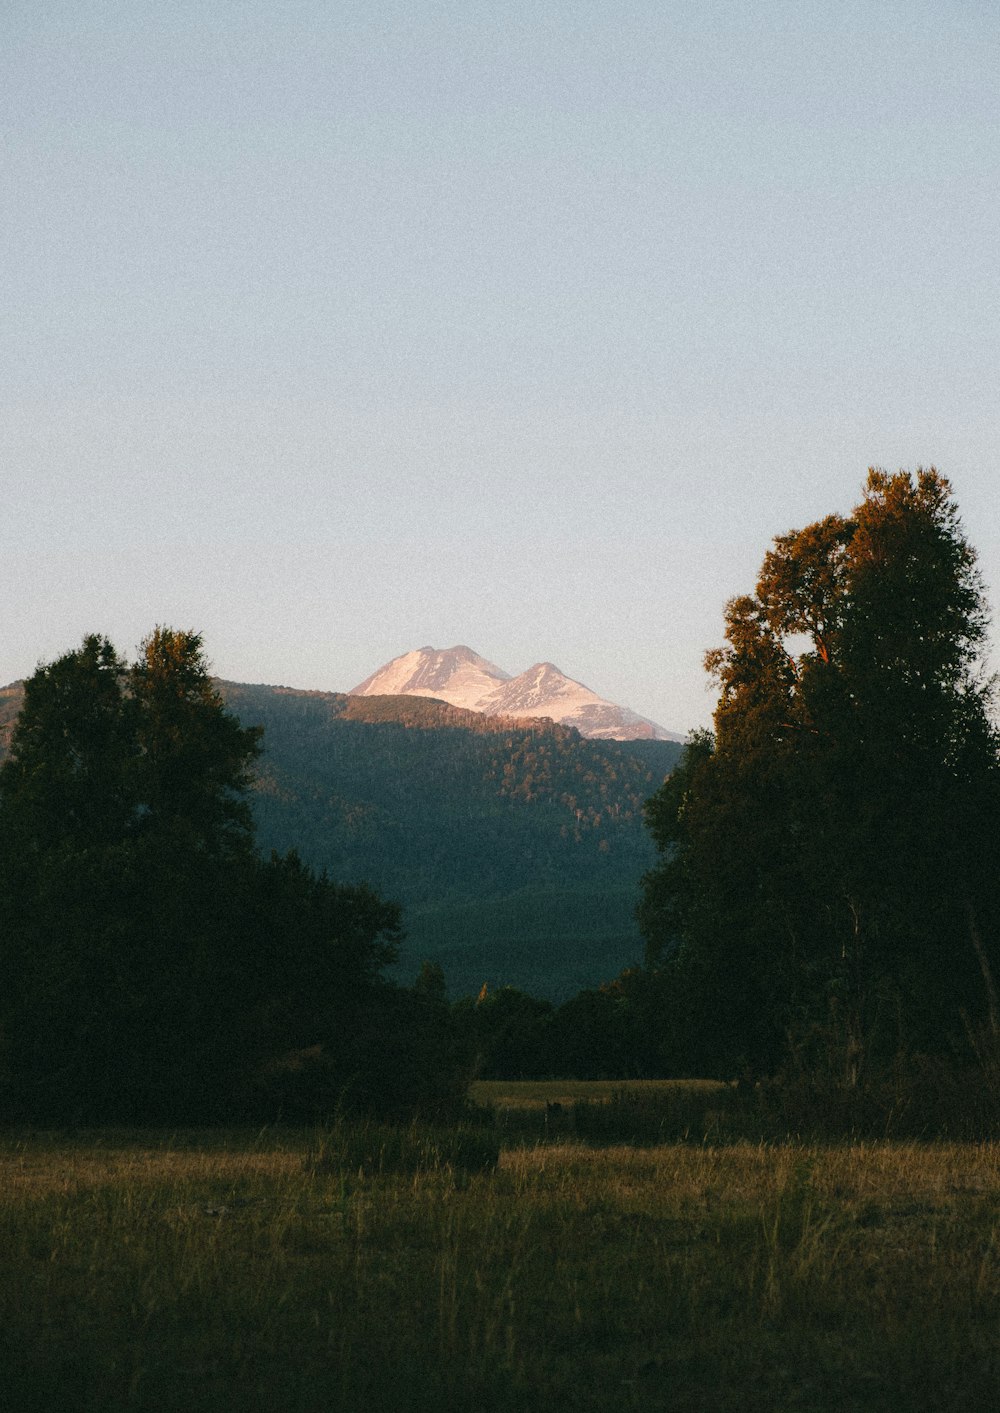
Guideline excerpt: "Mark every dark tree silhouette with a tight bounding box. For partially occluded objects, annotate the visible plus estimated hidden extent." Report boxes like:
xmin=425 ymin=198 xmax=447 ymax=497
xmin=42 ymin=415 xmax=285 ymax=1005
xmin=641 ymin=470 xmax=1000 ymax=1081
xmin=0 ymin=629 xmax=435 ymax=1123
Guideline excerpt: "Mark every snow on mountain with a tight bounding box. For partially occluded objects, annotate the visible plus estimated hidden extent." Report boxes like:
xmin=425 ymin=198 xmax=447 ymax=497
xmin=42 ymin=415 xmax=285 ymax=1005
xmin=349 ymin=645 xmax=511 ymax=712
xmin=481 ymin=663 xmax=677 ymax=740
xmin=481 ymin=662 xmax=607 ymax=721
xmin=350 ymin=646 xmax=683 ymax=741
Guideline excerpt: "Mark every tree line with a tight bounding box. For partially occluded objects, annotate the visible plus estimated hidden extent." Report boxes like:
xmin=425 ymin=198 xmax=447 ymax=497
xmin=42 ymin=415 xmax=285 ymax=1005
xmin=2 ymin=469 xmax=998 ymax=1123
xmin=471 ymin=470 xmax=1000 ymax=1104
xmin=0 ymin=630 xmax=464 ymax=1123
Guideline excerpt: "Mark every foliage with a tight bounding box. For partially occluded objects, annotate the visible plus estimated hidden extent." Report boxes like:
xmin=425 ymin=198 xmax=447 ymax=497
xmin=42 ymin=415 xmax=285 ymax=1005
xmin=1 ymin=675 xmax=681 ymax=1003
xmin=450 ymin=968 xmax=675 ymax=1083
xmin=405 ymin=886 xmax=648 ymax=1001
xmin=0 ymin=630 xmax=456 ymax=1123
xmin=551 ymin=967 xmax=665 ymax=1079
xmin=455 ymin=987 xmax=556 ymax=1080
xmin=570 ymin=1083 xmax=737 ymax=1144
xmin=640 ymin=470 xmax=1000 ymax=1081
xmin=220 ymin=682 xmax=681 ymax=996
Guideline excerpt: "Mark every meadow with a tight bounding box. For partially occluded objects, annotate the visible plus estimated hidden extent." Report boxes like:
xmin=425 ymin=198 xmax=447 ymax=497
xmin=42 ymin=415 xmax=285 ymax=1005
xmin=2 ymin=1083 xmax=999 ymax=1412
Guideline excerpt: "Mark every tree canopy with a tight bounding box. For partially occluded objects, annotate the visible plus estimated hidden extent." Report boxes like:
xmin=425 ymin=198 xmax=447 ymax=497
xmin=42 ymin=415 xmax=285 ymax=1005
xmin=640 ymin=469 xmax=1000 ymax=1081
xmin=0 ymin=629 xmax=460 ymax=1123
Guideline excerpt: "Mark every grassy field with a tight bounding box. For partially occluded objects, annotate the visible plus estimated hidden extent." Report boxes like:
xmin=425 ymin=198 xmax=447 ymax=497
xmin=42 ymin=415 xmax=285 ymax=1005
xmin=2 ymin=1086 xmax=999 ymax=1411
xmin=470 ymin=1078 xmax=729 ymax=1108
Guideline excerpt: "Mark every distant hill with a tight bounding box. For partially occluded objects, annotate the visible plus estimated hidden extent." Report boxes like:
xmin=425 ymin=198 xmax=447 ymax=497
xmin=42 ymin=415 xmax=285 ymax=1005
xmin=221 ymin=682 xmax=682 ymax=997
xmin=0 ymin=677 xmax=683 ymax=999
xmin=350 ymin=644 xmax=683 ymax=741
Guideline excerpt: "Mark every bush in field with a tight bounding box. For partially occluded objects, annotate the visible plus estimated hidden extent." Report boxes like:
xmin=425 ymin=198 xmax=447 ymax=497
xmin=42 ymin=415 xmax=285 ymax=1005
xmin=755 ymin=1055 xmax=1000 ymax=1141
xmin=572 ymin=1084 xmax=739 ymax=1145
xmin=306 ymin=1121 xmax=500 ymax=1179
xmin=257 ymin=979 xmax=472 ymax=1123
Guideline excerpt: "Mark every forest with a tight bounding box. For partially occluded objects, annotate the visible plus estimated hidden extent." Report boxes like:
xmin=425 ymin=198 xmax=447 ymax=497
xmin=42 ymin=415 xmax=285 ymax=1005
xmin=2 ymin=469 xmax=999 ymax=1130
xmin=220 ymin=678 xmax=680 ymax=999
xmin=0 ymin=631 xmax=463 ymax=1123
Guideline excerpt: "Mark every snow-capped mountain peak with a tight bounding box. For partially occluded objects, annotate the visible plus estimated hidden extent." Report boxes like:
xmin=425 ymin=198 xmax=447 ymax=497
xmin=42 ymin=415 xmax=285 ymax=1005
xmin=350 ymin=646 xmax=682 ymax=741
xmin=481 ymin=663 xmax=600 ymax=715
xmin=349 ymin=645 xmax=510 ymax=712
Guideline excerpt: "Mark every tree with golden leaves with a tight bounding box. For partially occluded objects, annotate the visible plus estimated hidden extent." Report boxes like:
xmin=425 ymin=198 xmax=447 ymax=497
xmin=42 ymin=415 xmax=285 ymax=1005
xmin=641 ymin=470 xmax=1000 ymax=1082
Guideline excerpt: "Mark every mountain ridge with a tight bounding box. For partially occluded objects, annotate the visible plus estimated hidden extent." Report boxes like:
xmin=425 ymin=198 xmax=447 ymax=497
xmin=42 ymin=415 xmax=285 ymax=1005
xmin=350 ymin=645 xmax=683 ymax=742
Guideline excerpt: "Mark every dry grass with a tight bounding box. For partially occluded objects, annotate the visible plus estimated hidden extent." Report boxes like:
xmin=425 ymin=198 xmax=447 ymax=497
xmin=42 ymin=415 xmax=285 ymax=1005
xmin=470 ymin=1078 xmax=727 ymax=1109
xmin=1 ymin=1102 xmax=999 ymax=1410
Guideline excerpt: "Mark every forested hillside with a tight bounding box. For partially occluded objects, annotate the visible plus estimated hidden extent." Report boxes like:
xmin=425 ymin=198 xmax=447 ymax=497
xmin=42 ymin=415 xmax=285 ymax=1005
xmin=0 ymin=677 xmax=681 ymax=999
xmin=221 ymin=683 xmax=681 ymax=998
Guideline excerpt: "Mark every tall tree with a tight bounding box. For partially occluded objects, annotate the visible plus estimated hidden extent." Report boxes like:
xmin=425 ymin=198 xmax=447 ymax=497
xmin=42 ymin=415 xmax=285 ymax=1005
xmin=0 ymin=629 xmax=417 ymax=1122
xmin=0 ymin=635 xmax=133 ymax=852
xmin=641 ymin=470 xmax=1000 ymax=1080
xmin=130 ymin=627 xmax=261 ymax=857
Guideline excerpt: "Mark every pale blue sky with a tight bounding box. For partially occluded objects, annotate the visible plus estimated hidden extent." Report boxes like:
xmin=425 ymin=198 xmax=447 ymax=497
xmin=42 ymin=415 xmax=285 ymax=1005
xmin=3 ymin=1 xmax=998 ymax=732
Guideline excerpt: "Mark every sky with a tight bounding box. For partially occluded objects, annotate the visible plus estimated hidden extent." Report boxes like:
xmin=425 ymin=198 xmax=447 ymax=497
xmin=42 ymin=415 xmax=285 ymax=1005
xmin=3 ymin=0 xmax=998 ymax=735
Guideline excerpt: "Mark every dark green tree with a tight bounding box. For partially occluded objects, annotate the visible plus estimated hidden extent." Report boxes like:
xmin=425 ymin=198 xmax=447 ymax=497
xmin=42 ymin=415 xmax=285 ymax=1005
xmin=130 ymin=627 xmax=261 ymax=857
xmin=0 ymin=635 xmax=134 ymax=852
xmin=641 ymin=470 xmax=1000 ymax=1081
xmin=0 ymin=629 xmax=429 ymax=1122
xmin=455 ymin=986 xmax=555 ymax=1079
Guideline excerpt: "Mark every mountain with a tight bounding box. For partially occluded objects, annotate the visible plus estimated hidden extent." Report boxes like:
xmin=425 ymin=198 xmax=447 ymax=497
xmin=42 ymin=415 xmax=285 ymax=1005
xmin=221 ymin=682 xmax=682 ymax=998
xmin=349 ymin=645 xmax=510 ymax=710
xmin=0 ymin=675 xmax=683 ymax=998
xmin=350 ymin=645 xmax=682 ymax=741
xmin=480 ymin=662 xmax=678 ymax=740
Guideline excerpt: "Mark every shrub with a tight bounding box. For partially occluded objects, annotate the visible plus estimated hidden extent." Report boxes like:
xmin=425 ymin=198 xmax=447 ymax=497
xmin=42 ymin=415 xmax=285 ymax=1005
xmin=572 ymin=1084 xmax=738 ymax=1145
xmin=305 ymin=1121 xmax=501 ymax=1180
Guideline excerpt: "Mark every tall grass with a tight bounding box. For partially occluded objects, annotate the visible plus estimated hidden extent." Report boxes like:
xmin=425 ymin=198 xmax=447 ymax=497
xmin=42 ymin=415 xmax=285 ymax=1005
xmin=2 ymin=1114 xmax=999 ymax=1410
xmin=305 ymin=1118 xmax=500 ymax=1180
xmin=476 ymin=1069 xmax=1000 ymax=1145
